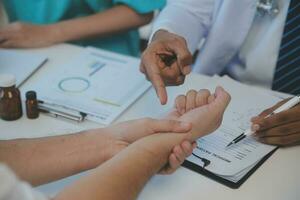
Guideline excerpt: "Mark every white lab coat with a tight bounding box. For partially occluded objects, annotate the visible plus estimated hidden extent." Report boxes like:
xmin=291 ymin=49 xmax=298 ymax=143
xmin=152 ymin=0 xmax=291 ymax=88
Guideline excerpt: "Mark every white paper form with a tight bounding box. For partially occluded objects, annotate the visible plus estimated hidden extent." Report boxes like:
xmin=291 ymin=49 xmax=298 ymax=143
xmin=187 ymin=76 xmax=280 ymax=177
xmin=30 ymin=47 xmax=151 ymax=124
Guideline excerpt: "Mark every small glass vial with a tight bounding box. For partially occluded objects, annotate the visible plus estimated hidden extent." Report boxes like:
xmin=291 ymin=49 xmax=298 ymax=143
xmin=0 ymin=74 xmax=23 ymax=121
xmin=26 ymin=91 xmax=39 ymax=119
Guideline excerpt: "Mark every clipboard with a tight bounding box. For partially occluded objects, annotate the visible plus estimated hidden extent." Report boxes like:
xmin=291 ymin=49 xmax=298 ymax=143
xmin=182 ymin=147 xmax=278 ymax=189
xmin=22 ymin=47 xmax=151 ymax=125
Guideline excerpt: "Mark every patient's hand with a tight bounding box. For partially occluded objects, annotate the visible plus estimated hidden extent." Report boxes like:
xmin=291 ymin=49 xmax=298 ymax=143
xmin=141 ymin=87 xmax=230 ymax=173
xmin=0 ymin=22 xmax=58 ymax=48
xmin=158 ymin=87 xmax=230 ymax=173
xmin=167 ymin=87 xmax=231 ymax=140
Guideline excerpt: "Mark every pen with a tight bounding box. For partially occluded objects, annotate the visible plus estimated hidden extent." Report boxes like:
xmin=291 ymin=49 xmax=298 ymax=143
xmin=39 ymin=107 xmax=85 ymax=122
xmin=226 ymin=94 xmax=300 ymax=147
xmin=38 ymin=102 xmax=86 ymax=122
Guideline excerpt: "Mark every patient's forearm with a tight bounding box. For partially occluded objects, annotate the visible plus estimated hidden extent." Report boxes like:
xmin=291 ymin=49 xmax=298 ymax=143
xmin=0 ymin=129 xmax=111 ymax=186
xmin=55 ymin=133 xmax=187 ymax=200
xmin=50 ymin=5 xmax=153 ymax=43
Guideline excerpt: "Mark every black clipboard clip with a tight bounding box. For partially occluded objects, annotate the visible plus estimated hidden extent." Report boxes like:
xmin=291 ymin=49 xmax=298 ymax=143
xmin=192 ymin=153 xmax=211 ymax=169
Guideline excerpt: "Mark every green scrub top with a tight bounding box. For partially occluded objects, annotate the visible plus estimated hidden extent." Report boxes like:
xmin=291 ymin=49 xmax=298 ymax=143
xmin=2 ymin=0 xmax=165 ymax=56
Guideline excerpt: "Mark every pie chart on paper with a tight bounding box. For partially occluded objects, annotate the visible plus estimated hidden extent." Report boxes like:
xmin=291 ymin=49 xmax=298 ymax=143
xmin=58 ymin=77 xmax=90 ymax=93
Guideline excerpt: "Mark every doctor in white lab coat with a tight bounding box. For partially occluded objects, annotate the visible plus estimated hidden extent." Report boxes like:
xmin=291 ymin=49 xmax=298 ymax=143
xmin=140 ymin=0 xmax=300 ymax=146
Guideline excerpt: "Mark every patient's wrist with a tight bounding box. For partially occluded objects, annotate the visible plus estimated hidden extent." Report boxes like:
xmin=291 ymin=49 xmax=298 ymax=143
xmin=82 ymin=129 xmax=116 ymax=167
xmin=135 ymin=133 xmax=188 ymax=165
xmin=43 ymin=24 xmax=62 ymax=44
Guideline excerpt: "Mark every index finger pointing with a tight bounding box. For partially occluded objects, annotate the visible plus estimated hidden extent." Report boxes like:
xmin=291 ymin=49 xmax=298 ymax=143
xmin=143 ymin=55 xmax=168 ymax=105
xmin=151 ymin=69 xmax=168 ymax=105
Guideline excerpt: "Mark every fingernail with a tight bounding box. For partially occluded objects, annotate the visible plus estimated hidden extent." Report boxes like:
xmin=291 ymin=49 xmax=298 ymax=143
xmin=216 ymin=86 xmax=224 ymax=93
xmin=180 ymin=122 xmax=191 ymax=129
xmin=183 ymin=66 xmax=191 ymax=75
xmin=251 ymin=124 xmax=260 ymax=132
xmin=251 ymin=116 xmax=258 ymax=122
xmin=217 ymin=86 xmax=223 ymax=90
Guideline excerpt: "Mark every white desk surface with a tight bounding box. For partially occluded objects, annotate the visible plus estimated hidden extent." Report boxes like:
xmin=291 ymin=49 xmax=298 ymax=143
xmin=1 ymin=44 xmax=299 ymax=200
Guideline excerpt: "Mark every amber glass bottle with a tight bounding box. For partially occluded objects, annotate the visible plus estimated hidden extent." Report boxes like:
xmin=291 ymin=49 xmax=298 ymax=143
xmin=26 ymin=91 xmax=39 ymax=119
xmin=0 ymin=74 xmax=23 ymax=121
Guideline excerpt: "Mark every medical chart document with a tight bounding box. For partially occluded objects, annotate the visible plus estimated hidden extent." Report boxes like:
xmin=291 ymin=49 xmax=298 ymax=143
xmin=185 ymin=76 xmax=280 ymax=187
xmin=27 ymin=47 xmax=151 ymax=124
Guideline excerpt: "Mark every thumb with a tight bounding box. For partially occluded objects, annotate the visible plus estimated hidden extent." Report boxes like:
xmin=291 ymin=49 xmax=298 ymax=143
xmin=150 ymin=119 xmax=192 ymax=134
xmin=210 ymin=86 xmax=231 ymax=115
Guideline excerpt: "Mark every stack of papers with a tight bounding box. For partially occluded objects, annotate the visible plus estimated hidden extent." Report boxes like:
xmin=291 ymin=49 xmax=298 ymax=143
xmin=186 ymin=76 xmax=280 ymax=183
xmin=27 ymin=47 xmax=151 ymax=124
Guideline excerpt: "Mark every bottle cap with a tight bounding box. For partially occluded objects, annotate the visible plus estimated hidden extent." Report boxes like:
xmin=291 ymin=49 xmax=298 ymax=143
xmin=0 ymin=74 xmax=16 ymax=87
xmin=26 ymin=91 xmax=37 ymax=100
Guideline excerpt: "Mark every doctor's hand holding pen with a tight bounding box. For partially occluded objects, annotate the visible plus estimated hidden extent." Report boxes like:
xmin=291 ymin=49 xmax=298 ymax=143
xmin=251 ymin=97 xmax=300 ymax=146
xmin=140 ymin=30 xmax=193 ymax=105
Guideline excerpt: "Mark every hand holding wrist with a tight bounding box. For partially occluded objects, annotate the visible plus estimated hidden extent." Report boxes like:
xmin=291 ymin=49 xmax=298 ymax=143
xmin=131 ymin=132 xmax=190 ymax=171
xmin=96 ymin=118 xmax=193 ymax=174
